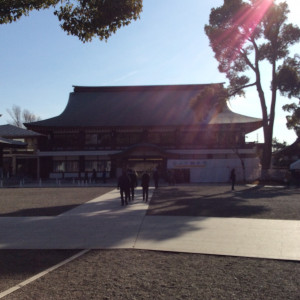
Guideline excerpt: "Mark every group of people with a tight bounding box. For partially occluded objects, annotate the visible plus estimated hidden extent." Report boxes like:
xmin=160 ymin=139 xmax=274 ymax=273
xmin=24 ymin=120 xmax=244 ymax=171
xmin=91 ymin=169 xmax=107 ymax=184
xmin=117 ymin=169 xmax=154 ymax=206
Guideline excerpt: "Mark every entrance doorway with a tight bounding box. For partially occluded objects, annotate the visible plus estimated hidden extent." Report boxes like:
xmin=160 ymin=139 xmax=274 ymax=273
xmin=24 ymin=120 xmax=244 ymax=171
xmin=127 ymin=158 xmax=163 ymax=176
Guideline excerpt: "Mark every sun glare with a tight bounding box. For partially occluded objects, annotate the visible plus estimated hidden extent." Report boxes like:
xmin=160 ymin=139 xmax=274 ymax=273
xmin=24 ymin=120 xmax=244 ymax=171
xmin=214 ymin=0 xmax=274 ymax=67
xmin=238 ymin=0 xmax=273 ymax=38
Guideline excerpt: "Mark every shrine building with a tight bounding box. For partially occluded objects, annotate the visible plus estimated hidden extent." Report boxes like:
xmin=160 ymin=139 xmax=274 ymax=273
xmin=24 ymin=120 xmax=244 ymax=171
xmin=25 ymin=83 xmax=263 ymax=183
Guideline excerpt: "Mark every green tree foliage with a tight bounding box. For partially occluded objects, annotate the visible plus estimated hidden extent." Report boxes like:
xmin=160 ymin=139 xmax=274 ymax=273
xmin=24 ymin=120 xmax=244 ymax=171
xmin=0 ymin=0 xmax=60 ymax=23
xmin=282 ymin=102 xmax=300 ymax=136
xmin=0 ymin=0 xmax=143 ymax=42
xmin=278 ymin=55 xmax=300 ymax=136
xmin=205 ymin=0 xmax=300 ymax=176
xmin=277 ymin=55 xmax=300 ymax=98
xmin=272 ymin=137 xmax=287 ymax=152
xmin=189 ymin=85 xmax=228 ymax=122
xmin=272 ymin=137 xmax=289 ymax=167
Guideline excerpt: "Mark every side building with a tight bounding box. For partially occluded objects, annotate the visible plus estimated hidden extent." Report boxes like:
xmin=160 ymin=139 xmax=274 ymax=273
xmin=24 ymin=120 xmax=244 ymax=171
xmin=0 ymin=124 xmax=42 ymax=178
xmin=25 ymin=84 xmax=263 ymax=183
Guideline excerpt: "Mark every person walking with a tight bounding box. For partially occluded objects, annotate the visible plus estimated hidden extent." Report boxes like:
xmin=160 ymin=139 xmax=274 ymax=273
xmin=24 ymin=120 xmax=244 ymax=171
xmin=102 ymin=169 xmax=106 ymax=184
xmin=141 ymin=171 xmax=150 ymax=202
xmin=128 ymin=169 xmax=138 ymax=201
xmin=117 ymin=170 xmax=131 ymax=206
xmin=230 ymin=168 xmax=236 ymax=191
xmin=84 ymin=171 xmax=89 ymax=184
xmin=153 ymin=168 xmax=159 ymax=189
xmin=91 ymin=169 xmax=97 ymax=184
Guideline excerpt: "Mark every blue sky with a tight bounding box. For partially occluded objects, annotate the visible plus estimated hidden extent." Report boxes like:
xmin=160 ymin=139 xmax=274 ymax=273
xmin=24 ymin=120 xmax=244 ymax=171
xmin=0 ymin=0 xmax=299 ymax=144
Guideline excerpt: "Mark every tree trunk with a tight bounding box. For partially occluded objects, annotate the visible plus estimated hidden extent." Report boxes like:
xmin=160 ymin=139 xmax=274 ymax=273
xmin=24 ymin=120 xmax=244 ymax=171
xmin=260 ymin=124 xmax=273 ymax=180
xmin=260 ymin=60 xmax=277 ymax=181
xmin=232 ymin=148 xmax=246 ymax=183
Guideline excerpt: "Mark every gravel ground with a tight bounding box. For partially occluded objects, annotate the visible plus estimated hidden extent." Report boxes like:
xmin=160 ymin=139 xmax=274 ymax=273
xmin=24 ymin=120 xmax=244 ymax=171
xmin=0 ymin=250 xmax=79 ymax=294
xmin=148 ymin=185 xmax=300 ymax=220
xmin=2 ymin=250 xmax=300 ymax=300
xmin=0 ymin=187 xmax=113 ymax=216
xmin=1 ymin=185 xmax=300 ymax=299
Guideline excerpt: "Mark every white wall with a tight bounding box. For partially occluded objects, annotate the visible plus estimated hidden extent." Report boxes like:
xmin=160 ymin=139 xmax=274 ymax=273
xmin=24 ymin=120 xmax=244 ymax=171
xmin=168 ymin=158 xmax=261 ymax=183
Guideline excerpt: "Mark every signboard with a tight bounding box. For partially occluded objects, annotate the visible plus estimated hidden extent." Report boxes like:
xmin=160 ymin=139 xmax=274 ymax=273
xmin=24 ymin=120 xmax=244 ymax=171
xmin=167 ymin=159 xmax=207 ymax=169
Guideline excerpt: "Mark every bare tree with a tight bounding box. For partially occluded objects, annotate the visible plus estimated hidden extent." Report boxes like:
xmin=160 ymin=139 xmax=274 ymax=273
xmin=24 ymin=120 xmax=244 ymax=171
xmin=7 ymin=105 xmax=22 ymax=128
xmin=23 ymin=109 xmax=40 ymax=123
xmin=6 ymin=105 xmax=41 ymax=128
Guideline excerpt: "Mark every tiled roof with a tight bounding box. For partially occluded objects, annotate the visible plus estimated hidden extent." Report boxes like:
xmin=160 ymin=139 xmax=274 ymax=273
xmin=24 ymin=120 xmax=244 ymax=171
xmin=25 ymin=84 xmax=262 ymax=131
xmin=275 ymin=138 xmax=300 ymax=156
xmin=0 ymin=124 xmax=41 ymax=138
xmin=0 ymin=136 xmax=26 ymax=147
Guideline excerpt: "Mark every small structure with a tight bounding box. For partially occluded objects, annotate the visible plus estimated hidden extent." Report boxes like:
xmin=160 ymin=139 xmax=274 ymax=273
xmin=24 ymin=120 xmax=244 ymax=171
xmin=273 ymin=137 xmax=300 ymax=168
xmin=290 ymin=159 xmax=300 ymax=183
xmin=0 ymin=125 xmax=42 ymax=178
xmin=0 ymin=136 xmax=26 ymax=178
xmin=290 ymin=159 xmax=300 ymax=170
xmin=25 ymin=84 xmax=263 ymax=182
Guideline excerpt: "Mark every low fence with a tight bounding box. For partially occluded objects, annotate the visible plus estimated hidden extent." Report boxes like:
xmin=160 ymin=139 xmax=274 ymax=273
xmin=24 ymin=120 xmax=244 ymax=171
xmin=269 ymin=168 xmax=286 ymax=181
xmin=0 ymin=177 xmax=114 ymax=188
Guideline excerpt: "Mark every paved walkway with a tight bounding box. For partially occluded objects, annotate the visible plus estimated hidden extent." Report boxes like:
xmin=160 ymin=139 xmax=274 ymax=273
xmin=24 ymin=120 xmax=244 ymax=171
xmin=0 ymin=187 xmax=299 ymax=261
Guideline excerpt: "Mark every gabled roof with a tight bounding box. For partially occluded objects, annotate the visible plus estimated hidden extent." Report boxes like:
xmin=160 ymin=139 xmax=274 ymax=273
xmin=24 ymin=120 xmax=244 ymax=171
xmin=25 ymin=84 xmax=262 ymax=132
xmin=275 ymin=137 xmax=300 ymax=156
xmin=290 ymin=159 xmax=300 ymax=170
xmin=0 ymin=124 xmax=41 ymax=138
xmin=0 ymin=136 xmax=26 ymax=148
xmin=208 ymin=103 xmax=261 ymax=126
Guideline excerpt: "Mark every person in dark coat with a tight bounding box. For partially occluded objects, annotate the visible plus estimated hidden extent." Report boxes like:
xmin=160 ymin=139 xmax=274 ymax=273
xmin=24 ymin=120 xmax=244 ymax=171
xmin=141 ymin=171 xmax=150 ymax=202
xmin=91 ymin=169 xmax=97 ymax=183
xmin=128 ymin=169 xmax=138 ymax=201
xmin=102 ymin=169 xmax=106 ymax=184
xmin=84 ymin=171 xmax=89 ymax=184
xmin=153 ymin=168 xmax=159 ymax=189
xmin=230 ymin=168 xmax=236 ymax=191
xmin=117 ymin=170 xmax=131 ymax=206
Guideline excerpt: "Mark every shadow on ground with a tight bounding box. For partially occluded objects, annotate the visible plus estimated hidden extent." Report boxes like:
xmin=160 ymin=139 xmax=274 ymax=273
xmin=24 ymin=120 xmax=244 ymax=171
xmin=0 ymin=187 xmax=114 ymax=217
xmin=147 ymin=185 xmax=300 ymax=220
xmin=1 ymin=185 xmax=300 ymax=295
xmin=0 ymin=188 xmax=201 ymax=249
xmin=0 ymin=250 xmax=80 ymax=293
xmin=0 ymin=205 xmax=83 ymax=217
xmin=1 ymin=185 xmax=300 ymax=251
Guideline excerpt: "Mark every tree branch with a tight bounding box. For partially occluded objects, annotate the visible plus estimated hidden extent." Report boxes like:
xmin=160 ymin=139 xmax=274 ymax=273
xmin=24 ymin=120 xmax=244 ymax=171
xmin=229 ymin=82 xmax=257 ymax=96
xmin=240 ymin=48 xmax=256 ymax=72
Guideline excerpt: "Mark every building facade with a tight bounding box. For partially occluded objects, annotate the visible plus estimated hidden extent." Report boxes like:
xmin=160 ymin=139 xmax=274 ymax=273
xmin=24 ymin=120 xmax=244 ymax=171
xmin=0 ymin=124 xmax=41 ymax=178
xmin=25 ymin=84 xmax=263 ymax=183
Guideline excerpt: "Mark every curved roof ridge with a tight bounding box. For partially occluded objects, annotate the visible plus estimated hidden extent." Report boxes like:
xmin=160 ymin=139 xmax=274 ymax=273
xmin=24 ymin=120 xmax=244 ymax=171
xmin=73 ymin=83 xmax=225 ymax=93
xmin=209 ymin=102 xmax=262 ymax=125
xmin=0 ymin=124 xmax=42 ymax=137
xmin=25 ymin=84 xmax=262 ymax=132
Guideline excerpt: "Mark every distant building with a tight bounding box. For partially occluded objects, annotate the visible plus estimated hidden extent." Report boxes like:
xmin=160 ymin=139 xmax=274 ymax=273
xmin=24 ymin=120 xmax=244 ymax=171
xmin=273 ymin=137 xmax=300 ymax=168
xmin=25 ymin=84 xmax=263 ymax=182
xmin=0 ymin=124 xmax=41 ymax=178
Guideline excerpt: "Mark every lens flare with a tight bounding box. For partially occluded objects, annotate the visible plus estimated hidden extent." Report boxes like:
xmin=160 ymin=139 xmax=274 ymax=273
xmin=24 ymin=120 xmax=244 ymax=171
xmin=215 ymin=0 xmax=274 ymax=68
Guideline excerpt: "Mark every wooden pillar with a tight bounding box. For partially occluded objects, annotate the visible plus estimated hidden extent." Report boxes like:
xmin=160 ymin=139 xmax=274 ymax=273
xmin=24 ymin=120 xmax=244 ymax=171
xmin=79 ymin=156 xmax=85 ymax=173
xmin=0 ymin=148 xmax=3 ymax=178
xmin=37 ymin=156 xmax=40 ymax=180
xmin=12 ymin=154 xmax=17 ymax=176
